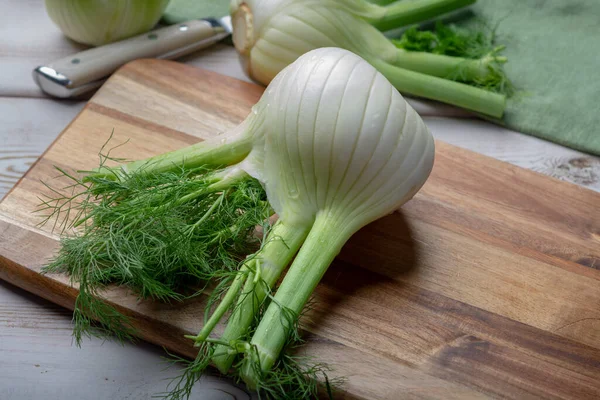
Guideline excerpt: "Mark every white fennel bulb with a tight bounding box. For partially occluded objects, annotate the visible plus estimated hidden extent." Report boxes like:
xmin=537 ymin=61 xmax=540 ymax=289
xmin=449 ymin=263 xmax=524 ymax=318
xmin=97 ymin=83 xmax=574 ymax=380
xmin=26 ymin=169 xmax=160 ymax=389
xmin=231 ymin=0 xmax=392 ymax=85
xmin=247 ymin=47 xmax=434 ymax=232
xmin=45 ymin=0 xmax=171 ymax=46
xmin=230 ymin=0 xmax=508 ymax=118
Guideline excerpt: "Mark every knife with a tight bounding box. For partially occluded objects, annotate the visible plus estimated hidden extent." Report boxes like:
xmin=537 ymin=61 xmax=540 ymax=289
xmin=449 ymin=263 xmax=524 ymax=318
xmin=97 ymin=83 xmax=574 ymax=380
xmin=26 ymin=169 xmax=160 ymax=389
xmin=33 ymin=16 xmax=232 ymax=98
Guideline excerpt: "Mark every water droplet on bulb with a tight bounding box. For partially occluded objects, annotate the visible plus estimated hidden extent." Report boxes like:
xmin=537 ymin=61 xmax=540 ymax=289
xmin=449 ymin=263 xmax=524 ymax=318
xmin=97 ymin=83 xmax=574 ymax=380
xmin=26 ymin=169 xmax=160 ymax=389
xmin=287 ymin=189 xmax=299 ymax=199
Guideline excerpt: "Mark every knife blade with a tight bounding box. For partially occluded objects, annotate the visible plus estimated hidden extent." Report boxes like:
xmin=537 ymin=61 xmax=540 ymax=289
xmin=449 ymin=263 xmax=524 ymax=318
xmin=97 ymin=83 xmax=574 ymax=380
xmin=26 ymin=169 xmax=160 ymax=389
xmin=33 ymin=16 xmax=232 ymax=98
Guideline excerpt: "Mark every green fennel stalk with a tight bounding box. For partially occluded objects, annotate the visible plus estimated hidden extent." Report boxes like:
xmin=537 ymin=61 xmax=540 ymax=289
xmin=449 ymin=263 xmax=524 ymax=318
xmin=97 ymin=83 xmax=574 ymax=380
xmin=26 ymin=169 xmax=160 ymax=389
xmin=240 ymin=214 xmax=347 ymax=387
xmin=371 ymin=57 xmax=505 ymax=117
xmin=209 ymin=221 xmax=311 ymax=373
xmin=369 ymin=0 xmax=476 ymax=31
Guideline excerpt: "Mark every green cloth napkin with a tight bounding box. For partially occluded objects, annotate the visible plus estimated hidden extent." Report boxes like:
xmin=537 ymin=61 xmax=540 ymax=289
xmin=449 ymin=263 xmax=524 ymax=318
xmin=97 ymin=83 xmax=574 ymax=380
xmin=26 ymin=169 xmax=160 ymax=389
xmin=162 ymin=0 xmax=599 ymax=155
xmin=459 ymin=0 xmax=599 ymax=155
xmin=162 ymin=0 xmax=229 ymax=24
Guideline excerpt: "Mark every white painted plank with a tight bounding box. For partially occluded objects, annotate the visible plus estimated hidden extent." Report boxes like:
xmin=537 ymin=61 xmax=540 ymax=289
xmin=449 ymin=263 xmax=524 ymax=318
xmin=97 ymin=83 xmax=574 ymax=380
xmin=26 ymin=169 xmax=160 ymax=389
xmin=0 ymin=0 xmax=253 ymax=98
xmin=424 ymin=117 xmax=600 ymax=192
xmin=0 ymin=0 xmax=88 ymax=97
xmin=0 ymin=281 xmax=254 ymax=400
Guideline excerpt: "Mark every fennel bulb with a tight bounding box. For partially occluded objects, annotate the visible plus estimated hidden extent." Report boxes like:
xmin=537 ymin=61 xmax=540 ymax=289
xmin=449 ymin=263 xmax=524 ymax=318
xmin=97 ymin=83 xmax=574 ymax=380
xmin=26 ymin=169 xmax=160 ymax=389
xmin=230 ymin=0 xmax=509 ymax=118
xmin=45 ymin=0 xmax=171 ymax=46
xmin=43 ymin=47 xmax=434 ymax=397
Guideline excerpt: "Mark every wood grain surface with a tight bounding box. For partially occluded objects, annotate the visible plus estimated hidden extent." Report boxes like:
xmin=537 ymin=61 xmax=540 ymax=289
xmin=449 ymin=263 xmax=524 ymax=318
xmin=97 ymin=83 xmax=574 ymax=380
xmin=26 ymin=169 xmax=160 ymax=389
xmin=1 ymin=59 xmax=599 ymax=399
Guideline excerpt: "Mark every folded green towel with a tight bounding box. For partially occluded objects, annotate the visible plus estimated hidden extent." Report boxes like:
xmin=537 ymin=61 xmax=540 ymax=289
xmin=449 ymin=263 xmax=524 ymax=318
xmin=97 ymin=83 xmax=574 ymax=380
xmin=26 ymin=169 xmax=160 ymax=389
xmin=460 ymin=0 xmax=599 ymax=155
xmin=163 ymin=0 xmax=599 ymax=155
xmin=162 ymin=0 xmax=229 ymax=24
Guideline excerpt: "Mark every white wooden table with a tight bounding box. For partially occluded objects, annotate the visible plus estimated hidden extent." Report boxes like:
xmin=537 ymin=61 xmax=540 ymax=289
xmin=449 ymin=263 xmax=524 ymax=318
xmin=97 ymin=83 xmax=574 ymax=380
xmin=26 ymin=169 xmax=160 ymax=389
xmin=1 ymin=2 xmax=599 ymax=399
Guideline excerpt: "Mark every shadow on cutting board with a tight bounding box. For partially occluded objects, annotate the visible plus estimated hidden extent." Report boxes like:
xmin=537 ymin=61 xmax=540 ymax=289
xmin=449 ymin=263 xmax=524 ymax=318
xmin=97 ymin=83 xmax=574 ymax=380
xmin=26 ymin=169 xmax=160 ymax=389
xmin=304 ymin=210 xmax=418 ymax=329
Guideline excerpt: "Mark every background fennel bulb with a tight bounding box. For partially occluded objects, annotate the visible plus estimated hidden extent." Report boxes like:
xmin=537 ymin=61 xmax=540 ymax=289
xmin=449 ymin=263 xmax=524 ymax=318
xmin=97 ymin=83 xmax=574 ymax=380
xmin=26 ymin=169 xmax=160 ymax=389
xmin=230 ymin=0 xmax=508 ymax=118
xmin=43 ymin=47 xmax=434 ymax=397
xmin=45 ymin=0 xmax=171 ymax=46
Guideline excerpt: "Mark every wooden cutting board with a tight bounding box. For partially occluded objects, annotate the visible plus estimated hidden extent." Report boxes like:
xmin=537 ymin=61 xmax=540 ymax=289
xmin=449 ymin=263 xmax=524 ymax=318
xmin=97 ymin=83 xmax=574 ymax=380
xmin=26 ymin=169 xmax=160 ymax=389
xmin=1 ymin=59 xmax=600 ymax=399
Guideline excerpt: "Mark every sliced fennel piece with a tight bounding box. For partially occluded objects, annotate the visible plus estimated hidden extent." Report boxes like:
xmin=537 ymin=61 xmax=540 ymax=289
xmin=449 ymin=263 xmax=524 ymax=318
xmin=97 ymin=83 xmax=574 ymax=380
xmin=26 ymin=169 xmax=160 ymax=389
xmin=230 ymin=0 xmax=508 ymax=118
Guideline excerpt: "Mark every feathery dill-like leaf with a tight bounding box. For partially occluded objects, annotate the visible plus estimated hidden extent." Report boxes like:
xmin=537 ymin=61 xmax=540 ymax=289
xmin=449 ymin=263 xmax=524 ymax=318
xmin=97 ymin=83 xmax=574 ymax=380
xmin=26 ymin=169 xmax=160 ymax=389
xmin=39 ymin=140 xmax=271 ymax=344
xmin=392 ymin=21 xmax=514 ymax=95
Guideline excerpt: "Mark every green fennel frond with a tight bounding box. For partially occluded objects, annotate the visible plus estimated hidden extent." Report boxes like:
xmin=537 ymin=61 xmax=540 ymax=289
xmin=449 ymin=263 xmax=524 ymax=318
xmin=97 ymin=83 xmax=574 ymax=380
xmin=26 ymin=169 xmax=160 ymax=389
xmin=392 ymin=21 xmax=514 ymax=95
xmin=38 ymin=138 xmax=272 ymax=345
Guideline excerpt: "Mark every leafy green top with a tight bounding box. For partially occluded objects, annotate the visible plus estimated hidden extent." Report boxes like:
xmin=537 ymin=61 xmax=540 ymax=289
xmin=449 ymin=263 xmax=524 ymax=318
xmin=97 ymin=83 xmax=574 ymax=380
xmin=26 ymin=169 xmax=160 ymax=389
xmin=38 ymin=139 xmax=271 ymax=344
xmin=392 ymin=21 xmax=514 ymax=95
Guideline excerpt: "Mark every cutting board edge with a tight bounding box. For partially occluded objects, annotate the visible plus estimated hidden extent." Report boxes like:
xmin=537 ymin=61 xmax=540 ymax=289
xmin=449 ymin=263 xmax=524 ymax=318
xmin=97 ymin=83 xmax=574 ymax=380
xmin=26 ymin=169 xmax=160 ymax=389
xmin=0 ymin=103 xmax=96 ymax=204
xmin=0 ymin=217 xmax=202 ymax=358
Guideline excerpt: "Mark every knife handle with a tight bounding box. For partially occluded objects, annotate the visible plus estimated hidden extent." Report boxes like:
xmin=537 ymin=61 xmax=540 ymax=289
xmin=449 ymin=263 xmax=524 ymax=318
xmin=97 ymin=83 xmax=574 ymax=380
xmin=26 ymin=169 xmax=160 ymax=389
xmin=35 ymin=20 xmax=226 ymax=97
